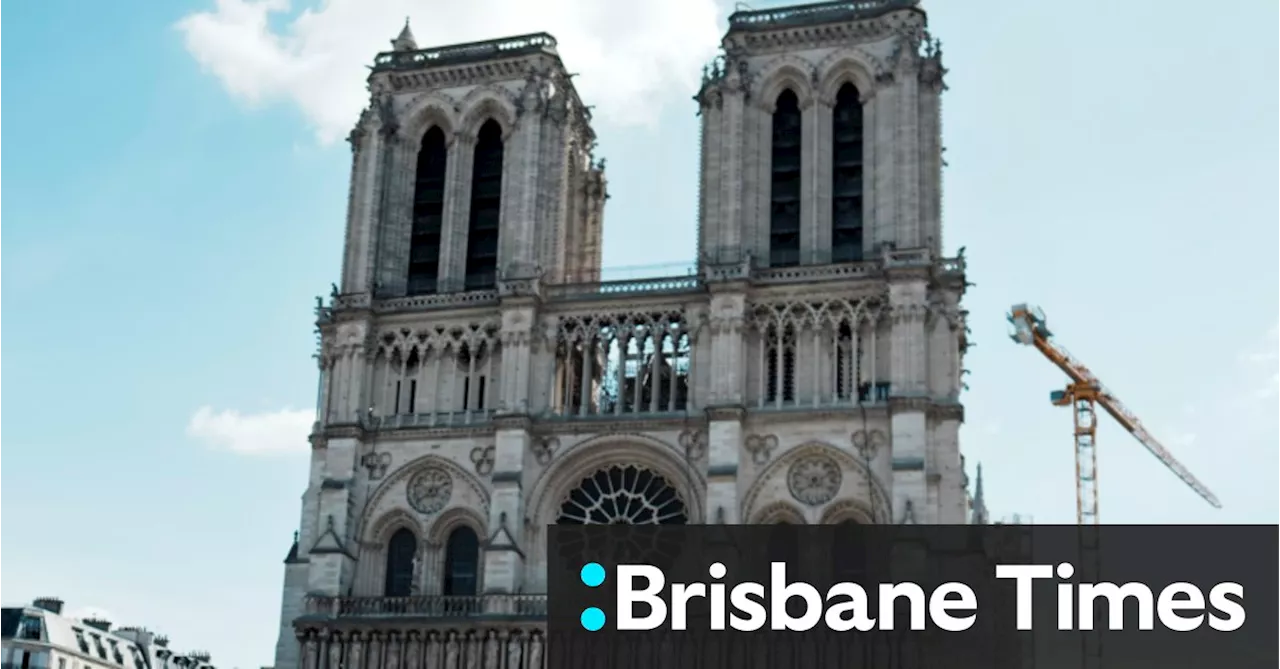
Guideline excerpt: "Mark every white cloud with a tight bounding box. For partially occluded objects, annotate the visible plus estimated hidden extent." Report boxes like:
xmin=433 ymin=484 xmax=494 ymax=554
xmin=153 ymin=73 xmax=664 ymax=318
xmin=176 ymin=0 xmax=726 ymax=143
xmin=187 ymin=406 xmax=314 ymax=455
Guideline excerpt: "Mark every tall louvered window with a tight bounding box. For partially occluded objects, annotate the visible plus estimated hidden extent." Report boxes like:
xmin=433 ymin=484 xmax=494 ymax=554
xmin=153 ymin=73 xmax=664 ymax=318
xmin=464 ymin=120 xmax=503 ymax=290
xmin=408 ymin=126 xmax=447 ymax=294
xmin=770 ymin=90 xmax=802 ymax=267
xmin=831 ymin=83 xmax=865 ymax=263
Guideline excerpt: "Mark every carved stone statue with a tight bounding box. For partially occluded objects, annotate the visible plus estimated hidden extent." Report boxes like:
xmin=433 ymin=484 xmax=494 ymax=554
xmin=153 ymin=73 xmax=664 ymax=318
xmin=410 ymin=547 xmax=424 ymax=595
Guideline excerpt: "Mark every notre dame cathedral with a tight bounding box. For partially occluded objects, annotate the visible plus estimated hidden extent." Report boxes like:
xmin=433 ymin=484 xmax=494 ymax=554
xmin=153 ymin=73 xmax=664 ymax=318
xmin=272 ymin=1 xmax=995 ymax=667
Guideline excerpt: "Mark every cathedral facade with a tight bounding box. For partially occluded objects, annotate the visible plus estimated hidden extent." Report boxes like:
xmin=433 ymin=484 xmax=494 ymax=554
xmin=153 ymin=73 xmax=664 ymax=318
xmin=273 ymin=1 xmax=975 ymax=667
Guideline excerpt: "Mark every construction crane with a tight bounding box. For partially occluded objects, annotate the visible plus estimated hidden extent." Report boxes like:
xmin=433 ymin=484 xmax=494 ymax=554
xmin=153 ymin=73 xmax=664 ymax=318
xmin=1008 ymin=303 xmax=1222 ymax=669
xmin=1008 ymin=303 xmax=1222 ymax=519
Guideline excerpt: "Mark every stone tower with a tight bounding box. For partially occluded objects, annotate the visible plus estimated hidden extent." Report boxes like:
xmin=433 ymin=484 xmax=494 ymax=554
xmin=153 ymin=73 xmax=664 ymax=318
xmin=273 ymin=2 xmax=972 ymax=667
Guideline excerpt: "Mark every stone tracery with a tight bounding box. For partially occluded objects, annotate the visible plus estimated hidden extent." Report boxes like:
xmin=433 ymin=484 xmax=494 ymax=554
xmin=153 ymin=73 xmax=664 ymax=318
xmin=556 ymin=464 xmax=689 ymax=525
xmin=546 ymin=309 xmax=698 ymax=417
xmin=406 ymin=466 xmax=453 ymax=515
xmin=370 ymin=322 xmax=501 ymax=425
xmin=747 ymin=296 xmax=890 ymax=407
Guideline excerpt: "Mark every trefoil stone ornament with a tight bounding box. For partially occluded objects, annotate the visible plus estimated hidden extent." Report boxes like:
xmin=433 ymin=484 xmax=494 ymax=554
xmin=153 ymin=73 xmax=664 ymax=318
xmin=532 ymin=436 xmax=559 ymax=466
xmin=470 ymin=445 xmax=495 ymax=476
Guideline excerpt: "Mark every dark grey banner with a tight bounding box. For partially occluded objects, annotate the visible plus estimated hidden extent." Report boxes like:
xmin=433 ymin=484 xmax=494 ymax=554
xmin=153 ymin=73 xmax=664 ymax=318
xmin=546 ymin=525 xmax=1277 ymax=669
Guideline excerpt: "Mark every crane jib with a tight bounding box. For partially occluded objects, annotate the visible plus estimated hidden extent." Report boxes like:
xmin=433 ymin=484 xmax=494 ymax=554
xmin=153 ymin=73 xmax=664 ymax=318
xmin=1009 ymin=303 xmax=1222 ymax=512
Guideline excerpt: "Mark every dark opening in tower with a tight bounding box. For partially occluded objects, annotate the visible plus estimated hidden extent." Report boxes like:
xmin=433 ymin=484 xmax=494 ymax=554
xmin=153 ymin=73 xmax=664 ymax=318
xmin=464 ymin=119 xmax=503 ymax=291
xmin=407 ymin=126 xmax=447 ymax=295
xmin=831 ymin=83 xmax=864 ymax=263
xmin=770 ymin=90 xmax=802 ymax=268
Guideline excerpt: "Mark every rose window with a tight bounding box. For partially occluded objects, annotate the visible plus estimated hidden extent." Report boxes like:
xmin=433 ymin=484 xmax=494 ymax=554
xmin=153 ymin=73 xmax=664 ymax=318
xmin=557 ymin=464 xmax=688 ymax=525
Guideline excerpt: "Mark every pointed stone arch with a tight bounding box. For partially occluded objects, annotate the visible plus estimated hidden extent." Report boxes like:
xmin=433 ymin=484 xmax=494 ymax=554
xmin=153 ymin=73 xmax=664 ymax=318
xmin=742 ymin=440 xmax=891 ymax=524
xmin=427 ymin=505 xmax=488 ymax=546
xmin=356 ymin=453 xmax=491 ymax=543
xmin=819 ymin=498 xmax=877 ymax=525
xmin=753 ymin=55 xmax=817 ymax=111
xmin=459 ymin=85 xmax=518 ymax=140
xmin=401 ymin=91 xmax=462 ymax=145
xmin=751 ymin=500 xmax=806 ymax=524
xmin=526 ymin=432 xmax=706 ymax=526
xmin=815 ymin=49 xmax=881 ymax=105
xmin=366 ymin=507 xmax=426 ymax=548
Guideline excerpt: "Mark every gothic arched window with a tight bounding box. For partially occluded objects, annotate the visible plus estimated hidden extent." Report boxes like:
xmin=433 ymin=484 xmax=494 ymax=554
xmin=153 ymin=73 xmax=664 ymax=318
xmin=408 ymin=126 xmax=448 ymax=295
xmin=770 ymin=89 xmax=802 ymax=268
xmin=765 ymin=323 xmax=797 ymax=405
xmin=557 ymin=465 xmax=688 ymax=525
xmin=384 ymin=527 xmax=418 ymax=597
xmin=831 ymin=83 xmax=864 ymax=263
xmin=832 ymin=519 xmax=867 ymax=582
xmin=442 ymin=526 xmax=480 ymax=596
xmin=464 ymin=119 xmax=503 ymax=291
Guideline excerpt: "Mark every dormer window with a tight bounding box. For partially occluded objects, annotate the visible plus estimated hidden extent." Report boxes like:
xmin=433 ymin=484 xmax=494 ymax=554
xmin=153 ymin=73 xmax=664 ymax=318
xmin=72 ymin=627 xmax=91 ymax=653
xmin=109 ymin=639 xmax=126 ymax=664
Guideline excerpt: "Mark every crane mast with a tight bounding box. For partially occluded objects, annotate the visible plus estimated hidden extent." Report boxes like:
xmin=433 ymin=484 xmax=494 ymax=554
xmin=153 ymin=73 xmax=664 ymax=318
xmin=1008 ymin=303 xmax=1222 ymax=669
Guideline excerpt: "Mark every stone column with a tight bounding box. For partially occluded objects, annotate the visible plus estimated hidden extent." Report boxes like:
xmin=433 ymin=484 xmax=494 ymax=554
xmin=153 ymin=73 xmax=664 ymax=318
xmin=870 ymin=77 xmax=898 ymax=252
xmin=441 ymin=133 xmax=476 ymax=293
xmin=485 ymin=413 xmax=531 ymax=594
xmin=375 ymin=133 xmax=417 ymax=296
xmin=895 ymin=62 xmax=921 ymax=249
xmin=341 ymin=113 xmax=383 ymax=295
xmin=810 ymin=98 xmax=834 ymax=265
xmin=703 ymin=290 xmax=747 ymax=523
xmin=699 ymin=89 xmax=725 ymax=262
xmin=887 ymin=271 xmax=930 ymax=523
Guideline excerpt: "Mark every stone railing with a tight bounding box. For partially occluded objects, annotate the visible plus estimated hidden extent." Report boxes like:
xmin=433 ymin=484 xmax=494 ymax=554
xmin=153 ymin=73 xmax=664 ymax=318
xmin=365 ymin=410 xmax=493 ymax=430
xmin=544 ymin=275 xmax=701 ymax=300
xmin=728 ymin=0 xmax=918 ymax=30
xmin=373 ymin=33 xmax=557 ymax=71
xmin=751 ymin=260 xmax=877 ymax=285
xmin=317 ymin=251 xmax=964 ymax=319
xmin=303 ymin=594 xmax=548 ymax=619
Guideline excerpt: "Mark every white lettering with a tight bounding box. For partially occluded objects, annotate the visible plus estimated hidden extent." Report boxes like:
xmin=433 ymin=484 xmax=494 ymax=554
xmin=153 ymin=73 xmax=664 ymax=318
xmin=616 ymin=565 xmax=666 ymax=630
xmin=929 ymin=583 xmax=977 ymax=632
xmin=996 ymin=564 xmax=1053 ymax=631
xmin=1079 ymin=582 xmax=1154 ymax=631
xmin=728 ymin=581 xmax=767 ymax=631
xmin=770 ymin=562 xmax=823 ymax=631
xmin=1207 ymin=582 xmax=1246 ymax=632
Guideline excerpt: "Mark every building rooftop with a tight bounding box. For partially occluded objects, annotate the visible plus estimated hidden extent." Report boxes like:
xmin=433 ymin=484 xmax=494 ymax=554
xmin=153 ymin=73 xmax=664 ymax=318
xmin=372 ymin=32 xmax=559 ymax=73
xmin=727 ymin=0 xmax=919 ymax=31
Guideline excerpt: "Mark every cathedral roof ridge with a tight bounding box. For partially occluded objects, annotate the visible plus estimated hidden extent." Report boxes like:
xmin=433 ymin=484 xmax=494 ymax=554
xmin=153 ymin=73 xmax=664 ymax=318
xmin=372 ymin=32 xmax=559 ymax=73
xmin=727 ymin=0 xmax=920 ymax=32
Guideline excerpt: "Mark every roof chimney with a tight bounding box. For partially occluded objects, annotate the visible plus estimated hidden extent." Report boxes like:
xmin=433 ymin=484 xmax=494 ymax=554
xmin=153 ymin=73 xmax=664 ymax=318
xmin=84 ymin=617 xmax=113 ymax=633
xmin=190 ymin=651 xmax=212 ymax=663
xmin=115 ymin=626 xmax=156 ymax=646
xmin=155 ymin=634 xmax=170 ymax=647
xmin=32 ymin=597 xmax=64 ymax=614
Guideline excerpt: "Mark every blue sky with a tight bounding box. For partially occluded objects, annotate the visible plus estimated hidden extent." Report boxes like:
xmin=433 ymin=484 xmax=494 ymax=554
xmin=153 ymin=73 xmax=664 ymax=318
xmin=3 ymin=0 xmax=1276 ymax=666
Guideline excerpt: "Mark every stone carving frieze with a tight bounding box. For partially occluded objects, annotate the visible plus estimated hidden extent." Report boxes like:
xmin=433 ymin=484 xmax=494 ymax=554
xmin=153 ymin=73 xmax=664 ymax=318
xmin=678 ymin=429 xmax=707 ymax=460
xmin=748 ymin=296 xmax=888 ymax=333
xmin=744 ymin=433 xmax=778 ymax=465
xmin=362 ymin=452 xmax=392 ymax=480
